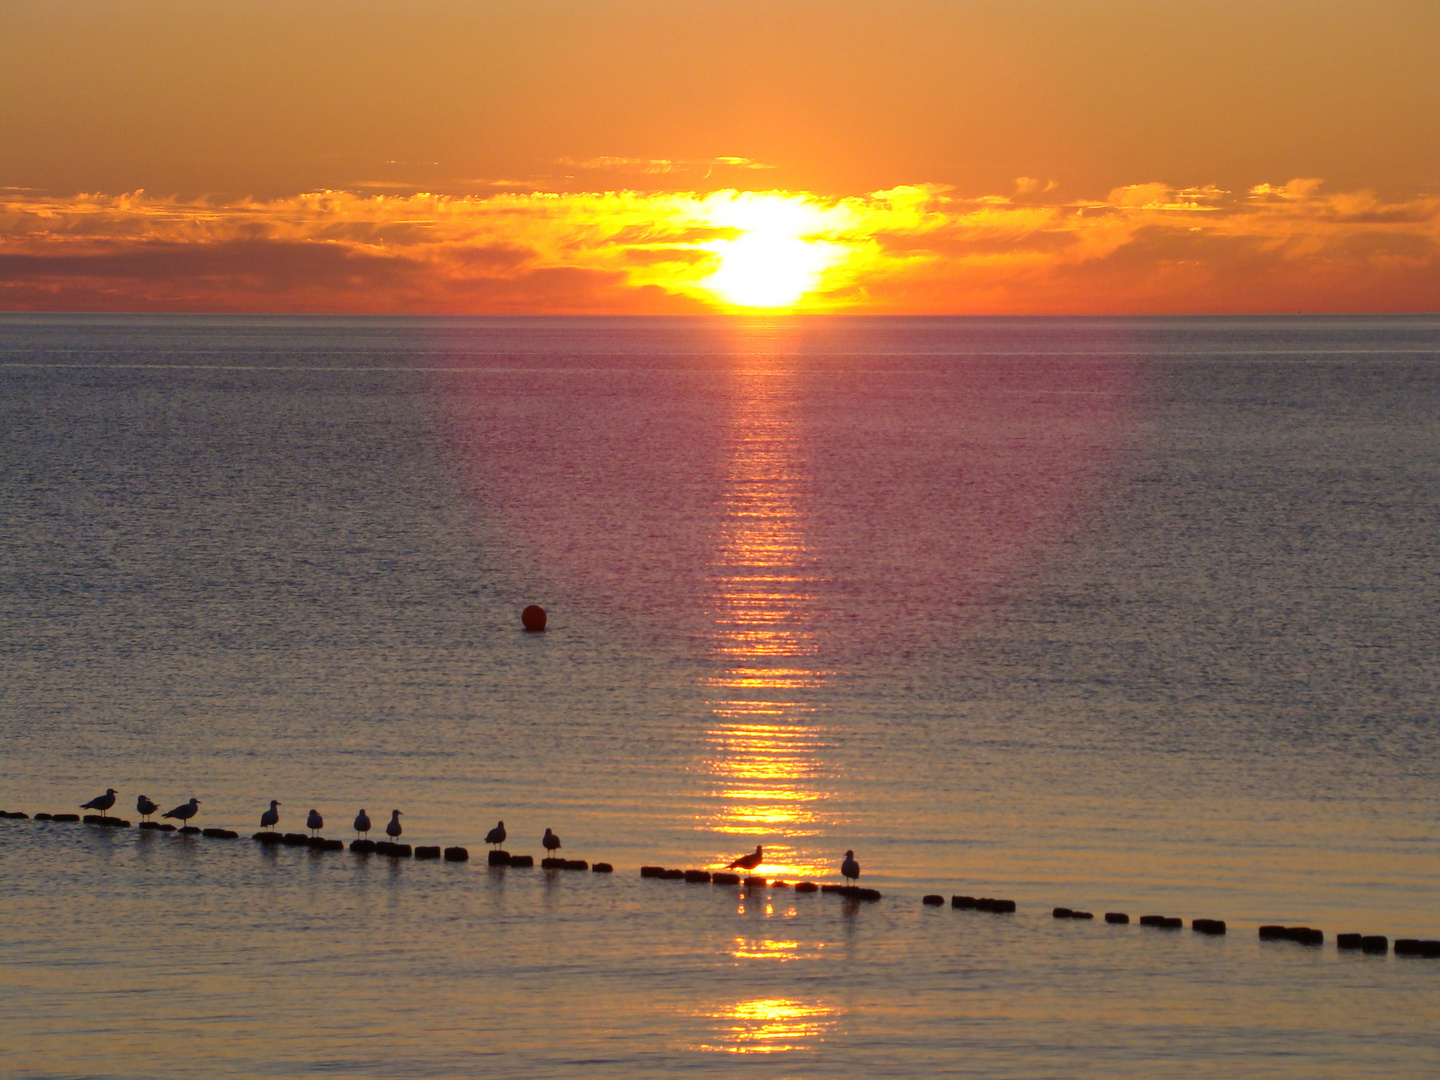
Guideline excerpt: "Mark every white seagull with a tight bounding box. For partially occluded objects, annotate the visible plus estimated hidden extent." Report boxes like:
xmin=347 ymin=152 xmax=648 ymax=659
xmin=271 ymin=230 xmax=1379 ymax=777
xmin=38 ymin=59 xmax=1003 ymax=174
xmin=162 ymin=797 xmax=201 ymax=826
xmin=306 ymin=809 xmax=324 ymax=838
xmin=385 ymin=810 xmax=403 ymax=839
xmin=81 ymin=788 xmax=118 ymax=815
xmin=840 ymin=850 xmax=861 ymax=885
xmin=136 ymin=795 xmax=158 ymax=822
xmin=354 ymin=809 xmax=371 ymax=837
xmin=485 ymin=821 xmax=506 ymax=849
xmin=260 ymin=800 xmax=281 ymax=832
xmin=542 ymin=828 xmax=561 ymax=855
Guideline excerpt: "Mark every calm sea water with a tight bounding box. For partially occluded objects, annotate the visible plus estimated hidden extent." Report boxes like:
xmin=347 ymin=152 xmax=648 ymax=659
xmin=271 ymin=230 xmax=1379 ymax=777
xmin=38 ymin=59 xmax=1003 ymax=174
xmin=1 ymin=314 xmax=1437 ymax=1078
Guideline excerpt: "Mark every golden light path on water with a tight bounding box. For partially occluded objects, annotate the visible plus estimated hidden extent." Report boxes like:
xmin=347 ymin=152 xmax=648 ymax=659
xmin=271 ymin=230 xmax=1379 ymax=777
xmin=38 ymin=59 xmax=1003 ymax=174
xmin=686 ymin=324 xmax=846 ymax=1056
xmin=698 ymin=322 xmax=842 ymax=885
xmin=692 ymin=998 xmax=839 ymax=1055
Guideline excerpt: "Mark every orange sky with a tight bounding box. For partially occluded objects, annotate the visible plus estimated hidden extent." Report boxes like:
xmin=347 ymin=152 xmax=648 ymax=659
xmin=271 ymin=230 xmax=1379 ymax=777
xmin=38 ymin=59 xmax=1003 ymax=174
xmin=3 ymin=0 xmax=1438 ymax=313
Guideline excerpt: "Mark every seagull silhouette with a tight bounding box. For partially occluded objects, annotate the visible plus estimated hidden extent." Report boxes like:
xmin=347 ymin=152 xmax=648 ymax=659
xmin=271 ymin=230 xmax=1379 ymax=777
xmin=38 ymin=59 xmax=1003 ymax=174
xmin=840 ymin=850 xmax=861 ymax=885
xmin=135 ymin=795 xmax=158 ymax=822
xmin=81 ymin=788 xmax=118 ymax=815
xmin=485 ymin=821 xmax=506 ymax=849
xmin=385 ymin=810 xmax=403 ymax=839
xmin=306 ymin=809 xmax=324 ymax=838
xmin=260 ymin=800 xmax=280 ymax=832
xmin=542 ymin=828 xmax=561 ymax=855
xmin=727 ymin=845 xmax=763 ymax=871
xmin=162 ymin=797 xmax=200 ymax=826
xmin=353 ymin=809 xmax=371 ymax=837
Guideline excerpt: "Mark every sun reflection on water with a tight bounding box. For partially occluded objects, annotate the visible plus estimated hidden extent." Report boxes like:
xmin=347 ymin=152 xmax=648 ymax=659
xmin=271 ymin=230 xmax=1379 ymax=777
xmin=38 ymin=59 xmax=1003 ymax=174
xmin=728 ymin=937 xmax=804 ymax=961
xmin=695 ymin=998 xmax=837 ymax=1054
xmin=699 ymin=325 xmax=843 ymax=879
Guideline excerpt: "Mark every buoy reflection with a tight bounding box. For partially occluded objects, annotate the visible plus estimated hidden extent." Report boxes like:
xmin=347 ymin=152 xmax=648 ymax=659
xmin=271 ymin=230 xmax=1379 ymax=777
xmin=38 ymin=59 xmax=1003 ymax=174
xmin=700 ymin=326 xmax=843 ymax=879
xmin=696 ymin=997 xmax=836 ymax=1054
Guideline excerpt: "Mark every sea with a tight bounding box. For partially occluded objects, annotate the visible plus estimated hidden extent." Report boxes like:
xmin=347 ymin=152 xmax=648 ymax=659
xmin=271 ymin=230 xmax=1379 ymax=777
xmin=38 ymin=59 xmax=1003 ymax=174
xmin=1 ymin=313 xmax=1436 ymax=1078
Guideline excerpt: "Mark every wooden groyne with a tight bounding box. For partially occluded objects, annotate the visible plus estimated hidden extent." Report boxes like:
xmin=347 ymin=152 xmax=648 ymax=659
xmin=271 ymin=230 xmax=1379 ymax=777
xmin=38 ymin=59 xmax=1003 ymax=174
xmin=640 ymin=864 xmax=881 ymax=901
xmin=3 ymin=808 xmax=1435 ymax=959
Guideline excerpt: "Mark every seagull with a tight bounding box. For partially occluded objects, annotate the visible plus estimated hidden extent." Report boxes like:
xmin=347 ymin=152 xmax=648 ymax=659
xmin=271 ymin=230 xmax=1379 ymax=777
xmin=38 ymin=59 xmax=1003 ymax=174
xmin=260 ymin=800 xmax=280 ymax=832
xmin=542 ymin=828 xmax=561 ymax=855
xmin=162 ymin=797 xmax=200 ymax=826
xmin=385 ymin=810 xmax=403 ymax=839
xmin=306 ymin=809 xmax=324 ymax=838
xmin=840 ymin=849 xmax=861 ymax=885
xmin=727 ymin=845 xmax=763 ymax=871
xmin=354 ymin=809 xmax=371 ymax=837
xmin=485 ymin=820 xmax=506 ymax=849
xmin=81 ymin=788 xmax=118 ymax=815
xmin=136 ymin=795 xmax=158 ymax=822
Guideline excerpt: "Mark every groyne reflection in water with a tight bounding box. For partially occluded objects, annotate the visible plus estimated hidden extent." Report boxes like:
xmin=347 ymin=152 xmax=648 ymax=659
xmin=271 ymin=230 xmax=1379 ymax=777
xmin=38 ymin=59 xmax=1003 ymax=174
xmin=698 ymin=325 xmax=844 ymax=880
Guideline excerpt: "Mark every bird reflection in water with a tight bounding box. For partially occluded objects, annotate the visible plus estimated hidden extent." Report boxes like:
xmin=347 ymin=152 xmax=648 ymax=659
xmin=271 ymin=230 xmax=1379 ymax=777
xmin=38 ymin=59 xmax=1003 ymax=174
xmin=696 ymin=997 xmax=837 ymax=1054
xmin=700 ymin=321 xmax=843 ymax=879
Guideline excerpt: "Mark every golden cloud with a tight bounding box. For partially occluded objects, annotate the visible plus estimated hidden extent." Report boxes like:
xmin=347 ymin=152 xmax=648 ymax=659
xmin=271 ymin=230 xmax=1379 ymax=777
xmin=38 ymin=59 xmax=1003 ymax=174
xmin=556 ymin=156 xmax=777 ymax=175
xmin=1 ymin=180 xmax=1437 ymax=313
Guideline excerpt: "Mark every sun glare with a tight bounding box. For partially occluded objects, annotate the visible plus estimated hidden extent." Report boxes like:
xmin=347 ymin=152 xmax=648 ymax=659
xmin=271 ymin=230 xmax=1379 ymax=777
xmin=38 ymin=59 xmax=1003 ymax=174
xmin=697 ymin=194 xmax=846 ymax=310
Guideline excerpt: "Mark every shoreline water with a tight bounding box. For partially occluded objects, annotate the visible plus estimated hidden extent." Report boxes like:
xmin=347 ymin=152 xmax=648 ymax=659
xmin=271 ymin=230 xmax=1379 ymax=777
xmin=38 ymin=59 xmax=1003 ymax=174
xmin=3 ymin=811 xmax=1437 ymax=1080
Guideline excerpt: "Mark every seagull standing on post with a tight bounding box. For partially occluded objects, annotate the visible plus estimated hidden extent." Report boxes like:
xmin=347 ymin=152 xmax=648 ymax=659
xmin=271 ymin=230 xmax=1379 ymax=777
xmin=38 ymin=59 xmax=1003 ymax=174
xmin=260 ymin=800 xmax=280 ymax=832
xmin=385 ymin=810 xmax=403 ymax=840
xmin=81 ymin=788 xmax=118 ymax=815
xmin=485 ymin=821 xmax=506 ymax=849
xmin=136 ymin=795 xmax=158 ymax=822
xmin=840 ymin=850 xmax=861 ymax=886
xmin=353 ymin=809 xmax=371 ymax=838
xmin=727 ymin=845 xmax=763 ymax=872
xmin=542 ymin=828 xmax=561 ymax=856
xmin=162 ymin=797 xmax=200 ymax=826
xmin=306 ymin=809 xmax=324 ymax=838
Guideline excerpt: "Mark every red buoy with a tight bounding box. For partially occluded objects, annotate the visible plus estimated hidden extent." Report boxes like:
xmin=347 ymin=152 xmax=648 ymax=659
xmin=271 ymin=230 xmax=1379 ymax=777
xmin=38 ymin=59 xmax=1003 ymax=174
xmin=521 ymin=605 xmax=547 ymax=632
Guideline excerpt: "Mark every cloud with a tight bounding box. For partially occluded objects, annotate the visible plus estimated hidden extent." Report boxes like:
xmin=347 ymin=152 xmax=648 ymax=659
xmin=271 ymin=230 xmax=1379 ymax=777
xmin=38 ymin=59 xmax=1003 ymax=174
xmin=1249 ymin=178 xmax=1326 ymax=201
xmin=556 ymin=156 xmax=776 ymax=174
xmin=350 ymin=180 xmax=428 ymax=190
xmin=1013 ymin=177 xmax=1057 ymax=197
xmin=1103 ymin=184 xmax=1229 ymax=210
xmin=1 ymin=180 xmax=1437 ymax=313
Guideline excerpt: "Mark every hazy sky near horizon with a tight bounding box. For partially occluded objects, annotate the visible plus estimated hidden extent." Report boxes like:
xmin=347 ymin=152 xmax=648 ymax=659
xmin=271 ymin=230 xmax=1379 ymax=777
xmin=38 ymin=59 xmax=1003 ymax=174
xmin=3 ymin=0 xmax=1439 ymax=313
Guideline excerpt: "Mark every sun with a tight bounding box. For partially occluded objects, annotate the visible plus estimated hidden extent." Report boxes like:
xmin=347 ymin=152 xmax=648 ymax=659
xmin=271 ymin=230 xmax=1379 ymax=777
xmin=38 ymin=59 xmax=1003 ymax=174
xmin=696 ymin=193 xmax=847 ymax=310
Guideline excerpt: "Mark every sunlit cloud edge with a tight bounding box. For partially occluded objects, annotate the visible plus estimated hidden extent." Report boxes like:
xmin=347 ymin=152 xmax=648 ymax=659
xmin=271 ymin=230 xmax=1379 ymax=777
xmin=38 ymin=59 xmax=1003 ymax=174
xmin=2 ymin=179 xmax=1437 ymax=314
